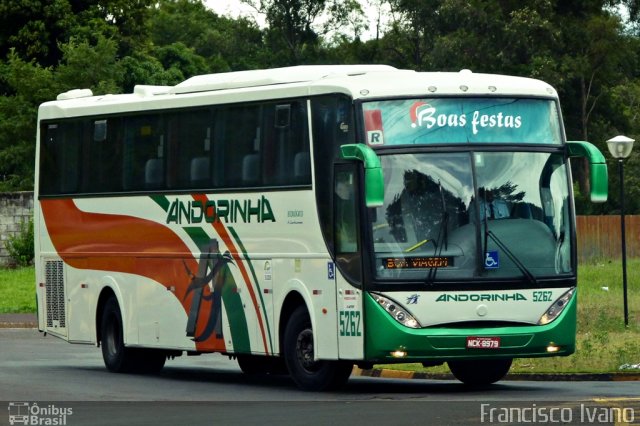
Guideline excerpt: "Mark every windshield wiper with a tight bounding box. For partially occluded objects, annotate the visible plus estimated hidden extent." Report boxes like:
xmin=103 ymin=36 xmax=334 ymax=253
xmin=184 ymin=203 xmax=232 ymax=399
xmin=480 ymin=188 xmax=537 ymax=285
xmin=425 ymin=181 xmax=449 ymax=285
xmin=483 ymin=221 xmax=538 ymax=286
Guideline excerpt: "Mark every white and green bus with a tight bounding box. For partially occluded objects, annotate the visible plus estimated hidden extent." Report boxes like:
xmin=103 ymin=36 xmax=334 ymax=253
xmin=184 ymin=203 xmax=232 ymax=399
xmin=35 ymin=65 xmax=608 ymax=390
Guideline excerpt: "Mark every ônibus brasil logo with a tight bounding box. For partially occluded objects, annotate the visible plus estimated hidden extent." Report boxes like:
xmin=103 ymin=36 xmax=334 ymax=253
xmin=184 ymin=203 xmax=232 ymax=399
xmin=409 ymin=101 xmax=522 ymax=135
xmin=7 ymin=402 xmax=73 ymax=425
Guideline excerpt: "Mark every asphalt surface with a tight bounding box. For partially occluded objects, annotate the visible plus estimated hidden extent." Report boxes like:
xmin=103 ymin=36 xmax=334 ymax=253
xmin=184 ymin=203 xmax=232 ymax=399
xmin=2 ymin=313 xmax=638 ymax=382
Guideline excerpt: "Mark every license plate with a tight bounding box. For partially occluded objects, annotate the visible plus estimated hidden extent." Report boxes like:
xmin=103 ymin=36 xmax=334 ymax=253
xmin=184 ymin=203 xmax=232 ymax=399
xmin=466 ymin=336 xmax=500 ymax=349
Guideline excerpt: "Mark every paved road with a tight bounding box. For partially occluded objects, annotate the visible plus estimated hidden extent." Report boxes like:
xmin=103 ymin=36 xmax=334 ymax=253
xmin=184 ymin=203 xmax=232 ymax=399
xmin=1 ymin=329 xmax=639 ymax=425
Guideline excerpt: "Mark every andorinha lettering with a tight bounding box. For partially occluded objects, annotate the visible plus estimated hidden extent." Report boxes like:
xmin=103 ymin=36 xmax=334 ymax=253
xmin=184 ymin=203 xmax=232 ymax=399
xmin=166 ymin=196 xmax=275 ymax=224
xmin=436 ymin=293 xmax=527 ymax=302
xmin=411 ymin=102 xmax=522 ymax=135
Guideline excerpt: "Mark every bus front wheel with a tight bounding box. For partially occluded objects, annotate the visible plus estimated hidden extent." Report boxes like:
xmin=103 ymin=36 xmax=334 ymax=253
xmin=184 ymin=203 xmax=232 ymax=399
xmin=448 ymin=358 xmax=512 ymax=385
xmin=283 ymin=306 xmax=352 ymax=391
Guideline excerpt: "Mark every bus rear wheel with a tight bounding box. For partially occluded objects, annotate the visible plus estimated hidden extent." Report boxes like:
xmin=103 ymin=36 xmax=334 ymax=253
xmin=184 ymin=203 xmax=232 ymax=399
xmin=448 ymin=359 xmax=512 ymax=385
xmin=283 ymin=306 xmax=352 ymax=391
xmin=100 ymin=296 xmax=165 ymax=374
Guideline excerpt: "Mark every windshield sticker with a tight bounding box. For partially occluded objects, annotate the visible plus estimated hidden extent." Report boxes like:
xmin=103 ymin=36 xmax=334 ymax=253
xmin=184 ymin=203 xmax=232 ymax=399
xmin=484 ymin=251 xmax=500 ymax=269
xmin=365 ymin=109 xmax=385 ymax=145
xmin=363 ymin=98 xmax=561 ymax=145
xmin=410 ymin=101 xmax=521 ymax=135
xmin=327 ymin=262 xmax=335 ymax=280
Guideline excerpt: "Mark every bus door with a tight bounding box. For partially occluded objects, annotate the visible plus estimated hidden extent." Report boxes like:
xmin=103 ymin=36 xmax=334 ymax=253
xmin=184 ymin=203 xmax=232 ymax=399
xmin=334 ymin=163 xmax=365 ymax=359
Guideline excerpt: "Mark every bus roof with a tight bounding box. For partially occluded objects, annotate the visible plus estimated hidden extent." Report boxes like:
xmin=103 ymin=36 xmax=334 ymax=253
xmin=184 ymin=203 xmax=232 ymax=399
xmin=40 ymin=66 xmax=558 ymax=120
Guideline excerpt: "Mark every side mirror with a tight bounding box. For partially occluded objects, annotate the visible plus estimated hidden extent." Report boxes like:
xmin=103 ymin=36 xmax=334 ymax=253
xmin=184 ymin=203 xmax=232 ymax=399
xmin=567 ymin=141 xmax=608 ymax=203
xmin=340 ymin=144 xmax=384 ymax=207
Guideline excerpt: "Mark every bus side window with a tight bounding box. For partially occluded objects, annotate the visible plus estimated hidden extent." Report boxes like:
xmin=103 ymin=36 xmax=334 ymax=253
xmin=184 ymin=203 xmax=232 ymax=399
xmin=190 ymin=156 xmax=210 ymax=187
xmin=40 ymin=121 xmax=82 ymax=195
xmin=222 ymin=105 xmax=261 ymax=187
xmin=262 ymin=101 xmax=310 ymax=186
xmin=84 ymin=118 xmax=123 ymax=193
xmin=290 ymin=101 xmax=311 ymax=185
xmin=293 ymin=151 xmax=310 ymax=184
xmin=167 ymin=109 xmax=211 ymax=190
xmin=122 ymin=115 xmax=164 ymax=191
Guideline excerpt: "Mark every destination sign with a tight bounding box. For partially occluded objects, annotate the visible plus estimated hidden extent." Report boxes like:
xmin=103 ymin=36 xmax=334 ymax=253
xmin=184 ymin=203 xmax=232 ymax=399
xmin=384 ymin=257 xmax=453 ymax=269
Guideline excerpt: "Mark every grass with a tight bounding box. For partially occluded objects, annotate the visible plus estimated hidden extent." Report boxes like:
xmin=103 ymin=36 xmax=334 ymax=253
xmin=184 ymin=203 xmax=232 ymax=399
xmin=1 ymin=260 xmax=638 ymax=373
xmin=0 ymin=266 xmax=36 ymax=313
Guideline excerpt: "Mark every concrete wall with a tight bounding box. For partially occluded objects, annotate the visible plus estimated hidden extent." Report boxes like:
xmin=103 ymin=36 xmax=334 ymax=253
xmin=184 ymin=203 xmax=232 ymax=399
xmin=0 ymin=192 xmax=34 ymax=266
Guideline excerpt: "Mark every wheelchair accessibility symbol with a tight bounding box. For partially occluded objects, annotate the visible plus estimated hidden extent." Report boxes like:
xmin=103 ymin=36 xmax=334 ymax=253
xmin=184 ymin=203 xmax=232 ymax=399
xmin=484 ymin=251 xmax=500 ymax=269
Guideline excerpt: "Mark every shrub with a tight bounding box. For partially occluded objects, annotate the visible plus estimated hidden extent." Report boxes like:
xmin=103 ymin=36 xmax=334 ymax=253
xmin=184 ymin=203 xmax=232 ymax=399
xmin=5 ymin=217 xmax=34 ymax=267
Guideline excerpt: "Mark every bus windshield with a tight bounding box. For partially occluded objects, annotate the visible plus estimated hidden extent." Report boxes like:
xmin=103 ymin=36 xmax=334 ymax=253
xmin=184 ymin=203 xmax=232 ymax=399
xmin=362 ymin=98 xmax=561 ymax=145
xmin=369 ymin=151 xmax=572 ymax=283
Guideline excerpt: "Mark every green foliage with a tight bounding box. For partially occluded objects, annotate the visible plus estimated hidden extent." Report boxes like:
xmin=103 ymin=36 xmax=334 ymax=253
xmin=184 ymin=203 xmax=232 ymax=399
xmin=0 ymin=0 xmax=638 ymax=212
xmin=4 ymin=218 xmax=34 ymax=267
xmin=56 ymin=35 xmax=123 ymax=95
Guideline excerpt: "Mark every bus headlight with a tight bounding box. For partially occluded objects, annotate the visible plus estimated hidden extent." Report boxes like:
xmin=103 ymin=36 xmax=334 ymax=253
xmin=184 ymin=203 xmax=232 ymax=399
xmin=537 ymin=288 xmax=575 ymax=325
xmin=372 ymin=293 xmax=421 ymax=329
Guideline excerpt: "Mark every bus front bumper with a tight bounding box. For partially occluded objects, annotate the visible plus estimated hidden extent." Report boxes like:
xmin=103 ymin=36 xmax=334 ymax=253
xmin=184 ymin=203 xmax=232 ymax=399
xmin=363 ymin=292 xmax=576 ymax=362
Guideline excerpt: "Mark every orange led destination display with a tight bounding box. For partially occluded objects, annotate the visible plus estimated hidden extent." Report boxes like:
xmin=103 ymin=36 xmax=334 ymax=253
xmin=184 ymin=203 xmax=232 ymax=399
xmin=384 ymin=257 xmax=453 ymax=269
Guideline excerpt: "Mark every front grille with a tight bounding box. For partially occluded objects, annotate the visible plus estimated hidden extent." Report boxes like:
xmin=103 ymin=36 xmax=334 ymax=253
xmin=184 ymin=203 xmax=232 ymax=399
xmin=45 ymin=260 xmax=65 ymax=328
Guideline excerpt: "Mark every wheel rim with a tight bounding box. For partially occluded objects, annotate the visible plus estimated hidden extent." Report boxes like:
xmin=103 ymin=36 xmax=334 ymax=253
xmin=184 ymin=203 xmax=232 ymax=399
xmin=296 ymin=328 xmax=320 ymax=373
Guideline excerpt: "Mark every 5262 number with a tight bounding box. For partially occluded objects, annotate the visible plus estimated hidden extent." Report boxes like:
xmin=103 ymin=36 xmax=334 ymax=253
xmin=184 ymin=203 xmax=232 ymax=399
xmin=533 ymin=291 xmax=553 ymax=302
xmin=339 ymin=310 xmax=362 ymax=337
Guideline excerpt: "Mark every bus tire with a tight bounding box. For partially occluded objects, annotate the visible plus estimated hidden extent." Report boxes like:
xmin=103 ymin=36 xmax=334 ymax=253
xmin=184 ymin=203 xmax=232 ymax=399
xmin=283 ymin=306 xmax=352 ymax=391
xmin=448 ymin=358 xmax=512 ymax=385
xmin=100 ymin=297 xmax=139 ymax=373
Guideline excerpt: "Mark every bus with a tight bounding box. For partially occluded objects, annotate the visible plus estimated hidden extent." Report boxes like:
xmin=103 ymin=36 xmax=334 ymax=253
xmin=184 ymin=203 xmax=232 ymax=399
xmin=34 ymin=65 xmax=608 ymax=391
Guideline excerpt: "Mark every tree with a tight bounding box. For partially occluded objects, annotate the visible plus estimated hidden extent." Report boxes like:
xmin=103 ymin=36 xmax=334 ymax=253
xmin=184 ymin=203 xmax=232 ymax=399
xmin=241 ymin=0 xmax=362 ymax=64
xmin=150 ymin=0 xmax=266 ymax=71
xmin=0 ymin=51 xmax=57 ymax=191
xmin=0 ymin=0 xmax=77 ymax=66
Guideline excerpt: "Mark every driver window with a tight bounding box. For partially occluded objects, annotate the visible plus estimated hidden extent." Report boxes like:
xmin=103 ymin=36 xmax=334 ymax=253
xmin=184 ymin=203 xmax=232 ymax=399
xmin=334 ymin=167 xmax=362 ymax=284
xmin=335 ymin=170 xmax=357 ymax=253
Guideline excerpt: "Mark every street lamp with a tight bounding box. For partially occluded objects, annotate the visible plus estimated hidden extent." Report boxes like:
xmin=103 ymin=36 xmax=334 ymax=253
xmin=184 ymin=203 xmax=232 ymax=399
xmin=606 ymin=135 xmax=635 ymax=327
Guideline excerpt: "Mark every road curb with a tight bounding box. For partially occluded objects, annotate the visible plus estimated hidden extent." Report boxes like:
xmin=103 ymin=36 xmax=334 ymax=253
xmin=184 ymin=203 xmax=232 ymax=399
xmin=0 ymin=314 xmax=37 ymax=329
xmin=0 ymin=322 xmax=38 ymax=329
xmin=353 ymin=367 xmax=640 ymax=381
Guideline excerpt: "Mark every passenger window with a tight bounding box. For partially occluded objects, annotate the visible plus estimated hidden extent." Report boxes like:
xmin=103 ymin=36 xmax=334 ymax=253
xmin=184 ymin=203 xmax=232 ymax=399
xmin=40 ymin=121 xmax=82 ymax=195
xmin=122 ymin=115 xmax=164 ymax=191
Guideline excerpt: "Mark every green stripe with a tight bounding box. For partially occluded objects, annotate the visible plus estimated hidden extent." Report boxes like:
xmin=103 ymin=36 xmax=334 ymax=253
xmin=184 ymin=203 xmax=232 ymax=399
xmin=183 ymin=226 xmax=251 ymax=353
xmin=151 ymin=195 xmax=170 ymax=212
xmin=183 ymin=226 xmax=211 ymax=249
xmin=228 ymin=226 xmax=274 ymax=353
xmin=220 ymin=266 xmax=251 ymax=353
